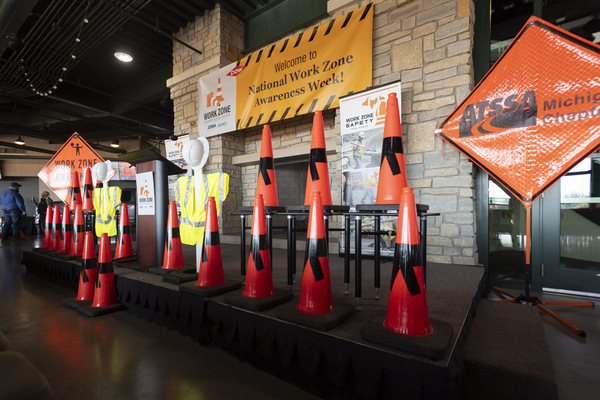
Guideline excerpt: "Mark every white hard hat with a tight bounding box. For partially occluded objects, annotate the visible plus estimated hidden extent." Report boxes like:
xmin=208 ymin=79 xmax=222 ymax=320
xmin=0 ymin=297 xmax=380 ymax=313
xmin=183 ymin=137 xmax=209 ymax=170
xmin=92 ymin=161 xmax=108 ymax=181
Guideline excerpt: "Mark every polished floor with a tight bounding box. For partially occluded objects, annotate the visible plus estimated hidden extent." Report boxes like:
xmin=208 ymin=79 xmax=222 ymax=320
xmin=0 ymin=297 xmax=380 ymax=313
xmin=1 ymin=236 xmax=599 ymax=399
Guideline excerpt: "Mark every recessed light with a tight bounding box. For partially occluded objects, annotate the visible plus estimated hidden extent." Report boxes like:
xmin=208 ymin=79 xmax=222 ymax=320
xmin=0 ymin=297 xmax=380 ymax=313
xmin=114 ymin=52 xmax=133 ymax=63
xmin=111 ymin=139 xmax=120 ymax=148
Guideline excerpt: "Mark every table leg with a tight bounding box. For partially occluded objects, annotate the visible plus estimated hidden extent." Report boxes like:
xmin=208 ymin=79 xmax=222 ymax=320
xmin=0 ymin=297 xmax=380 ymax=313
xmin=374 ymin=216 xmax=380 ymax=300
xmin=240 ymin=214 xmax=246 ymax=283
xmin=354 ymin=215 xmax=362 ymax=310
xmin=344 ymin=214 xmax=350 ymax=295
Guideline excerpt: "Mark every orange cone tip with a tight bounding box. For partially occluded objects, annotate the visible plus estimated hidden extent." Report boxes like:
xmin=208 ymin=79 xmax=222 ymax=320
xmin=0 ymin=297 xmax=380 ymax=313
xmin=304 ymin=111 xmax=332 ymax=205
xmin=256 ymin=125 xmax=279 ymax=207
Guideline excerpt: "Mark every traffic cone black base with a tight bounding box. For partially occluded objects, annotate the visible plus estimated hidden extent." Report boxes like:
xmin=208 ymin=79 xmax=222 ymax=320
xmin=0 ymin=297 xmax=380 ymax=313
xmin=162 ymin=268 xmax=198 ymax=284
xmin=276 ymin=300 xmax=354 ymax=332
xmin=361 ymin=318 xmax=453 ymax=361
xmin=180 ymin=275 xmax=242 ymax=299
xmin=61 ymin=298 xmax=92 ymax=311
xmin=224 ymin=287 xmax=293 ymax=312
xmin=72 ymin=301 xmax=125 ymax=318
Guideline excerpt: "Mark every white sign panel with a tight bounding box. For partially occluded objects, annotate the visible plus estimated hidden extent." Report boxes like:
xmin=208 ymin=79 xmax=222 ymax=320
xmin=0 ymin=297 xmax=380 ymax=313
xmin=136 ymin=171 xmax=155 ymax=215
xmin=198 ymin=63 xmax=238 ymax=137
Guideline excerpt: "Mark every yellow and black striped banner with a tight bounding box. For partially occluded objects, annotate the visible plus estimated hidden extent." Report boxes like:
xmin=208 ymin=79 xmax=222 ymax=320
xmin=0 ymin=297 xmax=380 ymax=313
xmin=198 ymin=4 xmax=373 ymax=136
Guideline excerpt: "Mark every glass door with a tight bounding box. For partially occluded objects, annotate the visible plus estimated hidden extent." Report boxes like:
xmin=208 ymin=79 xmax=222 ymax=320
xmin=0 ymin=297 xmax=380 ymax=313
xmin=542 ymin=154 xmax=600 ymax=296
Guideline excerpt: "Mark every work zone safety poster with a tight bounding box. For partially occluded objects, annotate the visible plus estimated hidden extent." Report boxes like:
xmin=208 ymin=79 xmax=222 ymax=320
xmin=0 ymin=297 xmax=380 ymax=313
xmin=198 ymin=3 xmax=373 ymax=137
xmin=338 ymin=81 xmax=401 ymax=258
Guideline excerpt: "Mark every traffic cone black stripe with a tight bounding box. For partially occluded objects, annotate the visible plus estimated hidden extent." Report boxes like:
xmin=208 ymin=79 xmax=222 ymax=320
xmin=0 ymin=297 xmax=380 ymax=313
xmin=303 ymin=237 xmax=327 ymax=281
xmin=391 ymin=243 xmax=422 ymax=296
xmin=64 ymin=223 xmax=73 ymax=232
xmin=82 ymin=269 xmax=90 ymax=283
xmin=166 ymin=227 xmax=180 ymax=251
xmin=381 ymin=136 xmax=404 ymax=175
xmin=201 ymin=231 xmax=221 ymax=263
xmin=82 ymin=258 xmax=96 ymax=271
xmin=119 ymin=225 xmax=131 ymax=245
xmin=250 ymin=233 xmax=268 ymax=271
xmin=309 ymin=148 xmax=327 ymax=182
xmin=97 ymin=262 xmax=114 ymax=275
xmin=73 ymin=224 xmax=84 ymax=242
xmin=259 ymin=156 xmax=274 ymax=185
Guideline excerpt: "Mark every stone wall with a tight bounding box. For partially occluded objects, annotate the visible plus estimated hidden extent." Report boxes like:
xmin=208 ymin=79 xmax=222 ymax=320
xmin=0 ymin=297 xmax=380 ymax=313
xmin=168 ymin=0 xmax=478 ymax=265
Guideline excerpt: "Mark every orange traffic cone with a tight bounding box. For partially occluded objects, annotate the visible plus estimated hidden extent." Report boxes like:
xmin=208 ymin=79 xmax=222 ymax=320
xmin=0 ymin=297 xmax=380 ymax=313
xmin=297 ymin=191 xmax=333 ymax=314
xmin=42 ymin=206 xmax=53 ymax=249
xmin=69 ymin=204 xmax=85 ymax=257
xmin=69 ymin=171 xmax=83 ymax=211
xmin=49 ymin=205 xmax=61 ymax=251
xmin=95 ymin=179 xmax=103 ymax=189
xmin=376 ymin=92 xmax=408 ymax=204
xmin=58 ymin=206 xmax=72 ymax=254
xmin=304 ymin=111 xmax=332 ymax=205
xmin=197 ymin=197 xmax=225 ymax=286
xmin=384 ymin=187 xmax=432 ymax=336
xmin=161 ymin=200 xmax=184 ymax=269
xmin=92 ymin=233 xmax=119 ymax=308
xmin=114 ymin=204 xmax=133 ymax=259
xmin=276 ymin=191 xmax=353 ymax=330
xmin=256 ymin=125 xmax=279 ymax=207
xmin=76 ymin=232 xmax=97 ymax=301
xmin=243 ymin=194 xmax=274 ymax=298
xmin=82 ymin=168 xmax=94 ymax=211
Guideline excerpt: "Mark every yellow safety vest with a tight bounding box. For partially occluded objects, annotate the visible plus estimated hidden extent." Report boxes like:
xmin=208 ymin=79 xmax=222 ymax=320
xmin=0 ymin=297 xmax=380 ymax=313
xmin=174 ymin=173 xmax=229 ymax=246
xmin=93 ymin=186 xmax=122 ymax=237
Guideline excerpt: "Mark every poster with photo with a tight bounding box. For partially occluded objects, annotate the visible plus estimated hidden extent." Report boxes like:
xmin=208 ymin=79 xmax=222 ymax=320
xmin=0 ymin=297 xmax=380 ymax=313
xmin=165 ymin=135 xmax=191 ymax=204
xmin=339 ymin=80 xmax=401 ymax=257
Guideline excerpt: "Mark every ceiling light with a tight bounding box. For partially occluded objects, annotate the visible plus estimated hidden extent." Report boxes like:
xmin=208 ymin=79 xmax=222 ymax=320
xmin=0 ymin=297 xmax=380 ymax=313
xmin=15 ymin=136 xmax=25 ymax=145
xmin=111 ymin=139 xmax=120 ymax=148
xmin=114 ymin=52 xmax=133 ymax=63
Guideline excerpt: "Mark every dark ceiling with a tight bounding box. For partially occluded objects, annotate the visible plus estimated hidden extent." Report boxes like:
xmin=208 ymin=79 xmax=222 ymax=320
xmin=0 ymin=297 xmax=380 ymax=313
xmin=0 ymin=0 xmax=278 ymax=154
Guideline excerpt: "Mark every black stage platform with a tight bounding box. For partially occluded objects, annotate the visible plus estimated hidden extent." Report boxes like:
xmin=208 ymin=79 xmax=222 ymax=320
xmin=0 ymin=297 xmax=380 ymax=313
xmin=24 ymin=244 xmax=485 ymax=399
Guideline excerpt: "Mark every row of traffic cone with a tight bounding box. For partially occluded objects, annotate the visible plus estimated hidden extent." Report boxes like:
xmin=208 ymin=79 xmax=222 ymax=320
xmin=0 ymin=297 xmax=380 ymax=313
xmin=254 ymin=93 xmax=407 ymax=208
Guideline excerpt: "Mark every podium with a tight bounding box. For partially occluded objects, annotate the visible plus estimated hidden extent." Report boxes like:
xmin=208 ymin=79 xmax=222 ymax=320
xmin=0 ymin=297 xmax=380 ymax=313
xmin=119 ymin=148 xmax=185 ymax=268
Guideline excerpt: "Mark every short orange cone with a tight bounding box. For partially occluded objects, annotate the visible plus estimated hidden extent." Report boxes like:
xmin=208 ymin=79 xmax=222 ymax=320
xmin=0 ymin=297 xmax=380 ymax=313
xmin=114 ymin=204 xmax=133 ymax=259
xmin=304 ymin=111 xmax=332 ymax=205
xmin=42 ymin=206 xmax=53 ymax=249
xmin=92 ymin=233 xmax=119 ymax=308
xmin=256 ymin=125 xmax=279 ymax=207
xmin=69 ymin=204 xmax=85 ymax=257
xmin=384 ymin=187 xmax=432 ymax=336
xmin=49 ymin=205 xmax=61 ymax=251
xmin=243 ymin=194 xmax=274 ymax=298
xmin=82 ymin=168 xmax=95 ymax=211
xmin=76 ymin=232 xmax=98 ymax=301
xmin=376 ymin=93 xmax=408 ymax=204
xmin=197 ymin=197 xmax=225 ymax=286
xmin=58 ymin=206 xmax=72 ymax=254
xmin=69 ymin=171 xmax=83 ymax=211
xmin=161 ymin=200 xmax=184 ymax=269
xmin=297 ymin=191 xmax=333 ymax=314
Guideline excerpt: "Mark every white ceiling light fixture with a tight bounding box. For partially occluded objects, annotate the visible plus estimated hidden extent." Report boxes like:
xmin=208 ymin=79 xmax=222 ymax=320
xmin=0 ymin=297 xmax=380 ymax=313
xmin=15 ymin=136 xmax=25 ymax=145
xmin=114 ymin=51 xmax=133 ymax=63
xmin=111 ymin=139 xmax=120 ymax=148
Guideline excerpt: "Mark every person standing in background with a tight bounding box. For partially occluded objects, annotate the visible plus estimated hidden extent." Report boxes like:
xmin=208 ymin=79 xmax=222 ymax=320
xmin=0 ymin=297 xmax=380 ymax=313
xmin=1 ymin=182 xmax=27 ymax=240
xmin=32 ymin=191 xmax=54 ymax=236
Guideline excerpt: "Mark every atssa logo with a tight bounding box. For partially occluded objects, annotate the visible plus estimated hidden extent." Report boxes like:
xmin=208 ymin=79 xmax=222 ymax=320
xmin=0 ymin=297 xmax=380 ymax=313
xmin=459 ymin=90 xmax=537 ymax=137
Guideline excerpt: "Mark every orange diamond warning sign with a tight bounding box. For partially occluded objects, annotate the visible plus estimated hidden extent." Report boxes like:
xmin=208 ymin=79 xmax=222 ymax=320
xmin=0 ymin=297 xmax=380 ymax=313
xmin=436 ymin=16 xmax=600 ymax=205
xmin=38 ymin=132 xmax=105 ymax=204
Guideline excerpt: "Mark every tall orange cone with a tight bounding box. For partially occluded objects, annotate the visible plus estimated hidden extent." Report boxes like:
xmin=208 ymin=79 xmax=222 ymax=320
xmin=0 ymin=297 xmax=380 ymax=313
xmin=95 ymin=179 xmax=103 ymax=189
xmin=76 ymin=232 xmax=97 ymax=301
xmin=256 ymin=125 xmax=279 ymax=206
xmin=58 ymin=206 xmax=72 ymax=254
xmin=114 ymin=204 xmax=133 ymax=259
xmin=49 ymin=205 xmax=61 ymax=251
xmin=243 ymin=194 xmax=274 ymax=298
xmin=304 ymin=111 xmax=332 ymax=205
xmin=376 ymin=92 xmax=408 ymax=204
xmin=69 ymin=171 xmax=83 ymax=211
xmin=297 ymin=191 xmax=333 ymax=314
xmin=42 ymin=206 xmax=53 ymax=249
xmin=384 ymin=187 xmax=432 ymax=336
xmin=161 ymin=200 xmax=184 ymax=269
xmin=69 ymin=204 xmax=85 ymax=256
xmin=92 ymin=233 xmax=119 ymax=308
xmin=82 ymin=168 xmax=94 ymax=211
xmin=197 ymin=197 xmax=225 ymax=286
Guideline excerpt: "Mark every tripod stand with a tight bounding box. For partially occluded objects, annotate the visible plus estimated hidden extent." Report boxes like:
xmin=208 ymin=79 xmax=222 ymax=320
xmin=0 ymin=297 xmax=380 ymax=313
xmin=492 ymin=206 xmax=594 ymax=337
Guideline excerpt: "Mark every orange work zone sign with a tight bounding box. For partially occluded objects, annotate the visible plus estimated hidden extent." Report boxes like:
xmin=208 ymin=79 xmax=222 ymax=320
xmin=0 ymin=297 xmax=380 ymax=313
xmin=436 ymin=16 xmax=600 ymax=205
xmin=38 ymin=132 xmax=105 ymax=204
